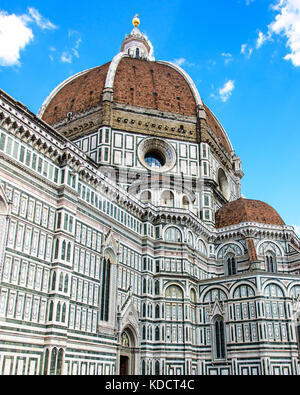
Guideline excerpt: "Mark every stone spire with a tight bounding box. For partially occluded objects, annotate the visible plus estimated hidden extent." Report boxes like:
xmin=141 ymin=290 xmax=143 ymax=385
xmin=120 ymin=15 xmax=155 ymax=60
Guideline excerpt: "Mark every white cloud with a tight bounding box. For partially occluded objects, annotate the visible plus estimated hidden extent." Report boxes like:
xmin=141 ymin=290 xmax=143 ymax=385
xmin=241 ymin=43 xmax=253 ymax=58
xmin=27 ymin=7 xmax=57 ymax=30
xmin=172 ymin=57 xmax=187 ymax=66
xmin=171 ymin=57 xmax=195 ymax=67
xmin=61 ymin=52 xmax=73 ymax=63
xmin=0 ymin=8 xmax=56 ymax=67
xmin=0 ymin=11 xmax=34 ymax=66
xmin=256 ymin=30 xmax=269 ymax=48
xmin=221 ymin=52 xmax=233 ymax=64
xmin=268 ymin=0 xmax=300 ymax=66
xmin=219 ymin=80 xmax=235 ymax=102
xmin=60 ymin=30 xmax=82 ymax=64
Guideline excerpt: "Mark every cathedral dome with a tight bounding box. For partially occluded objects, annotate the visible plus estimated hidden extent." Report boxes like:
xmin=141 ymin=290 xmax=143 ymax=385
xmin=40 ymin=56 xmax=198 ymax=125
xmin=38 ymin=16 xmax=235 ymax=164
xmin=215 ymin=198 xmax=285 ymax=228
xmin=40 ymin=61 xmax=111 ymax=126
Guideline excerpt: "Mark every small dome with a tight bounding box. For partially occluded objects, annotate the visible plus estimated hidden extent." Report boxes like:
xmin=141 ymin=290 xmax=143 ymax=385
xmin=215 ymin=198 xmax=285 ymax=229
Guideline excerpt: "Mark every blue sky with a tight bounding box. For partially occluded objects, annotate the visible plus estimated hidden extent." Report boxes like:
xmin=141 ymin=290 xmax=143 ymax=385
xmin=0 ymin=0 xmax=299 ymax=232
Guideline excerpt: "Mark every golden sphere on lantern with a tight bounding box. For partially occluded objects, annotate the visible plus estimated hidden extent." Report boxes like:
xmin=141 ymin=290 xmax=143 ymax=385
xmin=132 ymin=14 xmax=140 ymax=27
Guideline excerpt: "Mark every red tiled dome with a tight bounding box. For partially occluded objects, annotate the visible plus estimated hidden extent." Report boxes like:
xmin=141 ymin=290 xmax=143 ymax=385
xmin=41 ymin=61 xmax=111 ymax=125
xmin=41 ymin=57 xmax=197 ymax=125
xmin=215 ymin=198 xmax=285 ymax=229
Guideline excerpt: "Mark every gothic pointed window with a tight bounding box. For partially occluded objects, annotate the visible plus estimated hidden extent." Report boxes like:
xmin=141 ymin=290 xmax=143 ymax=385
xmin=265 ymin=253 xmax=276 ymax=273
xmin=50 ymin=348 xmax=57 ymax=375
xmin=155 ymin=304 xmax=160 ymax=319
xmin=155 ymin=326 xmax=160 ymax=341
xmin=51 ymin=272 xmax=56 ymax=291
xmin=61 ymin=240 xmax=66 ymax=260
xmin=59 ymin=272 xmax=63 ymax=291
xmin=56 ymin=349 xmax=64 ymax=375
xmin=43 ymin=348 xmax=49 ymax=375
xmin=142 ymin=325 xmax=146 ymax=340
xmin=48 ymin=301 xmax=53 ymax=321
xmin=155 ymin=360 xmax=160 ymax=375
xmin=56 ymin=302 xmax=61 ymax=321
xmin=64 ymin=275 xmax=69 ymax=293
xmin=66 ymin=242 xmax=71 ymax=262
xmin=61 ymin=303 xmax=66 ymax=322
xmin=226 ymin=255 xmax=237 ymax=276
xmin=213 ymin=315 xmax=226 ymax=360
xmin=155 ymin=280 xmax=160 ymax=295
xmin=100 ymin=258 xmax=111 ymax=321
xmin=54 ymin=239 xmax=59 ymax=259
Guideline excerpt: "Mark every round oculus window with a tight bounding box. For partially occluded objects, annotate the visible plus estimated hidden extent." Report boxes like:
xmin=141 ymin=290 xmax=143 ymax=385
xmin=138 ymin=138 xmax=176 ymax=173
xmin=144 ymin=150 xmax=166 ymax=169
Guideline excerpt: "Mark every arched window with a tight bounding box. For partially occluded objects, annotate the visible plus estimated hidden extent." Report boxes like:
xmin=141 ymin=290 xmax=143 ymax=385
xmin=165 ymin=285 xmax=184 ymax=299
xmin=160 ymin=190 xmax=174 ymax=207
xmin=51 ymin=271 xmax=56 ymax=291
xmin=265 ymin=252 xmax=276 ymax=272
xmin=56 ymin=349 xmax=64 ymax=375
xmin=155 ymin=260 xmax=160 ymax=273
xmin=226 ymin=255 xmax=237 ymax=276
xmin=213 ymin=316 xmax=226 ymax=360
xmin=59 ymin=273 xmax=63 ymax=291
xmin=43 ymin=348 xmax=49 ymax=375
xmin=56 ymin=302 xmax=61 ymax=321
xmin=197 ymin=239 xmax=207 ymax=256
xmin=165 ymin=227 xmax=182 ymax=242
xmin=64 ymin=275 xmax=69 ymax=293
xmin=147 ymin=325 xmax=152 ymax=340
xmin=48 ymin=301 xmax=53 ymax=321
xmin=100 ymin=258 xmax=111 ymax=321
xmin=50 ymin=348 xmax=57 ymax=375
xmin=155 ymin=360 xmax=160 ymax=375
xmin=143 ymin=278 xmax=147 ymax=293
xmin=61 ymin=240 xmax=66 ymax=260
xmin=61 ymin=303 xmax=66 ymax=322
xmin=155 ymin=326 xmax=160 ymax=341
xmin=136 ymin=48 xmax=140 ymax=58
xmin=142 ymin=303 xmax=146 ymax=318
xmin=217 ymin=168 xmax=229 ymax=199
xmin=142 ymin=325 xmax=146 ymax=340
xmin=54 ymin=239 xmax=59 ymax=259
xmin=66 ymin=242 xmax=71 ymax=262
xmin=155 ymin=280 xmax=160 ymax=295
xmin=155 ymin=304 xmax=160 ymax=319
